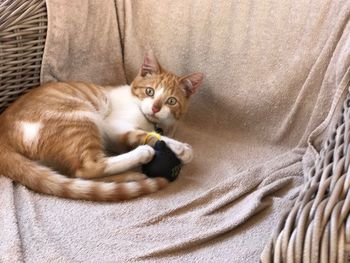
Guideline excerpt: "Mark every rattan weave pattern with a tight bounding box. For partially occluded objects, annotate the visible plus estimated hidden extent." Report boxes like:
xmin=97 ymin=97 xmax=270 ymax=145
xmin=263 ymin=93 xmax=350 ymax=263
xmin=0 ymin=0 xmax=47 ymax=113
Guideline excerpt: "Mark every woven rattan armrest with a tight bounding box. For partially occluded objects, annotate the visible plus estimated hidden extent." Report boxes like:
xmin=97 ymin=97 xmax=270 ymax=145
xmin=262 ymin=93 xmax=350 ymax=262
xmin=0 ymin=0 xmax=47 ymax=113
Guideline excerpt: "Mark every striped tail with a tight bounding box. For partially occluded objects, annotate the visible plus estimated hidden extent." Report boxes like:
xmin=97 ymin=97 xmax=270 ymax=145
xmin=0 ymin=150 xmax=168 ymax=201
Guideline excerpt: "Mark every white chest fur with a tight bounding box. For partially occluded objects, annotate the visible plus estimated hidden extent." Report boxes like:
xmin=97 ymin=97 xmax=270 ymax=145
xmin=104 ymin=85 xmax=154 ymax=135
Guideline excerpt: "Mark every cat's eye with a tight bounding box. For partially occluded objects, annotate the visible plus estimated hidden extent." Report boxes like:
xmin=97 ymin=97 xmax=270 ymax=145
xmin=145 ymin=87 xmax=155 ymax=97
xmin=166 ymin=97 xmax=177 ymax=105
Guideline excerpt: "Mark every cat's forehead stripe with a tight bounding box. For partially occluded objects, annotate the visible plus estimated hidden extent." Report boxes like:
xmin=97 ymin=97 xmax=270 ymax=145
xmin=154 ymin=87 xmax=164 ymax=99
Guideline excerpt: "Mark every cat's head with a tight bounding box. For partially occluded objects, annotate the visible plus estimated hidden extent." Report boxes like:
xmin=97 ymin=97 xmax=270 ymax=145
xmin=131 ymin=50 xmax=203 ymax=128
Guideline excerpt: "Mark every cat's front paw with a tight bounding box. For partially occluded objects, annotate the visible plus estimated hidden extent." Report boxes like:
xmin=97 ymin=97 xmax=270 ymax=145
xmin=177 ymin=143 xmax=193 ymax=164
xmin=161 ymin=138 xmax=193 ymax=164
xmin=135 ymin=145 xmax=155 ymax=164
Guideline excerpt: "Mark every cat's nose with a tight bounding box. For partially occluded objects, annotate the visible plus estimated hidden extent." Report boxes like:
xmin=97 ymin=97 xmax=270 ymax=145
xmin=152 ymin=106 xmax=161 ymax=113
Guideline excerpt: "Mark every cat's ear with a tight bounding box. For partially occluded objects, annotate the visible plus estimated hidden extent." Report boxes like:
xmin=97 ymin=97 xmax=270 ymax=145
xmin=140 ymin=50 xmax=160 ymax=77
xmin=180 ymin=73 xmax=204 ymax=97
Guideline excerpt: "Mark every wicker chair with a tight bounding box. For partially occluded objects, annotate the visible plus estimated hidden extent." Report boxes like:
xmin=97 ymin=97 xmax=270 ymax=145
xmin=0 ymin=0 xmax=46 ymax=113
xmin=0 ymin=1 xmax=349 ymax=262
xmin=261 ymin=95 xmax=350 ymax=263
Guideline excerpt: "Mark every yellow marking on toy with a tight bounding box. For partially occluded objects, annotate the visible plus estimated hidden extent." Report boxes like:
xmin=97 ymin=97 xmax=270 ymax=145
xmin=143 ymin=131 xmax=161 ymax=144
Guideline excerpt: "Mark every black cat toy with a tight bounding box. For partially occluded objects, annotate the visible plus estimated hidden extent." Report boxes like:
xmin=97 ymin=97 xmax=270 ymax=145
xmin=142 ymin=130 xmax=182 ymax=182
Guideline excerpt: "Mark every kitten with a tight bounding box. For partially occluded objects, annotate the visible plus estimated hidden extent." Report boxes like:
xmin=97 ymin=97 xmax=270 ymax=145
xmin=0 ymin=51 xmax=203 ymax=201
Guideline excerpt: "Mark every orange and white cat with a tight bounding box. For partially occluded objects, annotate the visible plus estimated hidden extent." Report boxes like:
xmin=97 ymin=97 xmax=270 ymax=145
xmin=0 ymin=51 xmax=203 ymax=201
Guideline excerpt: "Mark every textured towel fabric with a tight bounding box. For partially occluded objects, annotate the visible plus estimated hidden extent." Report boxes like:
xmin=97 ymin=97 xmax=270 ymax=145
xmin=1 ymin=0 xmax=350 ymax=262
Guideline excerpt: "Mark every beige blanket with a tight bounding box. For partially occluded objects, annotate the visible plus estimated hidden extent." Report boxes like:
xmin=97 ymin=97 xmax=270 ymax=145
xmin=1 ymin=0 xmax=350 ymax=262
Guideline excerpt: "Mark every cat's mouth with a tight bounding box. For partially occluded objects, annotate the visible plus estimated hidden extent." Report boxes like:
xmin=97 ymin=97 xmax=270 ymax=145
xmin=145 ymin=114 xmax=159 ymax=123
xmin=140 ymin=109 xmax=159 ymax=123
